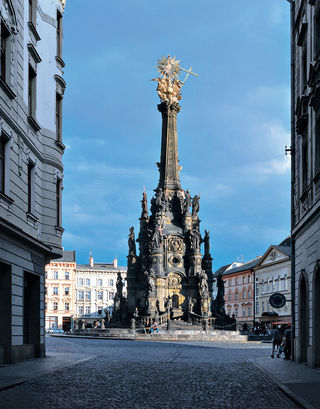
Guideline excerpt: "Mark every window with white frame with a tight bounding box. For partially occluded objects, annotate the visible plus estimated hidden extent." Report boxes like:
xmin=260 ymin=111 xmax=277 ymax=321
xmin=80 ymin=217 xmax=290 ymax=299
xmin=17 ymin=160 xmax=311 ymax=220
xmin=85 ymin=306 xmax=91 ymax=315
xmin=86 ymin=278 xmax=90 ymax=286
xmin=109 ymin=292 xmax=114 ymax=300
xmin=98 ymin=291 xmax=103 ymax=300
xmin=98 ymin=279 xmax=103 ymax=286
xmin=78 ymin=306 xmax=84 ymax=315
xmin=65 ymin=271 xmax=69 ymax=280
xmin=65 ymin=302 xmax=69 ymax=311
xmin=53 ymin=287 xmax=58 ymax=295
xmin=78 ymin=278 xmax=83 ymax=286
xmin=78 ymin=290 xmax=84 ymax=300
xmin=53 ymin=271 xmax=58 ymax=279
xmin=85 ymin=291 xmax=91 ymax=300
xmin=64 ymin=287 xmax=69 ymax=296
xmin=53 ymin=301 xmax=58 ymax=311
xmin=109 ymin=279 xmax=114 ymax=286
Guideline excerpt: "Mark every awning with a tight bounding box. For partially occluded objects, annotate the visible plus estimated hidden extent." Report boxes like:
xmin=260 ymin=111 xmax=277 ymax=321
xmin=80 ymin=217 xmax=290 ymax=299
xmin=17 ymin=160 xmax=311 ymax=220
xmin=272 ymin=320 xmax=291 ymax=325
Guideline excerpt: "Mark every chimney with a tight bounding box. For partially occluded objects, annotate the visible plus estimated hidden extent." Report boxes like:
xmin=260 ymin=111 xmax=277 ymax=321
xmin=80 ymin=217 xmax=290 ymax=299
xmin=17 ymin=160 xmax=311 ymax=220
xmin=113 ymin=258 xmax=118 ymax=268
xmin=89 ymin=250 xmax=94 ymax=267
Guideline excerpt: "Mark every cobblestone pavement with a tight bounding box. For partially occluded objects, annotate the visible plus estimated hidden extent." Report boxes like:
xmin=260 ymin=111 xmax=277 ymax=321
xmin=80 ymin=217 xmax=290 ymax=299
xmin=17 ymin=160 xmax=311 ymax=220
xmin=0 ymin=337 xmax=300 ymax=409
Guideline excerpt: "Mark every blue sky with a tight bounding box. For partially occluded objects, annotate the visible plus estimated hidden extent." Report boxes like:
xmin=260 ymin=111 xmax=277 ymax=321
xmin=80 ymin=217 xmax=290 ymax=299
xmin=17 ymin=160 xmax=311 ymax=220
xmin=62 ymin=0 xmax=291 ymax=269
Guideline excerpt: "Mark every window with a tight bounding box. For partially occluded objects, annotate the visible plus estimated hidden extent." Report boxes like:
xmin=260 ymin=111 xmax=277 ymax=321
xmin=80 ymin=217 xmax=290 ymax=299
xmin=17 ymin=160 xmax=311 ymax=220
xmin=28 ymin=0 xmax=36 ymax=27
xmin=85 ymin=306 xmax=91 ymax=315
xmin=109 ymin=279 xmax=114 ymax=286
xmin=78 ymin=306 xmax=84 ymax=315
xmin=64 ymin=287 xmax=69 ymax=296
xmin=27 ymin=162 xmax=35 ymax=214
xmin=228 ymin=293 xmax=231 ymax=301
xmin=248 ymin=288 xmax=252 ymax=298
xmin=78 ymin=278 xmax=83 ymax=286
xmin=53 ymin=287 xmax=58 ymax=295
xmin=65 ymin=302 xmax=69 ymax=311
xmin=56 ymin=93 xmax=62 ymax=142
xmin=242 ymin=308 xmax=246 ymax=317
xmin=256 ymin=303 xmax=259 ymax=314
xmin=85 ymin=291 xmax=91 ymax=300
xmin=235 ymin=277 xmax=238 ymax=285
xmin=243 ymin=289 xmax=246 ymax=299
xmin=98 ymin=291 xmax=103 ymax=300
xmin=86 ymin=278 xmax=90 ymax=286
xmin=53 ymin=301 xmax=58 ymax=311
xmin=276 ymin=279 xmax=279 ymax=291
xmin=65 ymin=271 xmax=69 ymax=280
xmin=262 ymin=301 xmax=265 ymax=312
xmin=235 ymin=308 xmax=238 ymax=318
xmin=235 ymin=291 xmax=238 ymax=300
xmin=53 ymin=271 xmax=58 ymax=279
xmin=0 ymin=21 xmax=9 ymax=82
xmin=228 ymin=279 xmax=231 ymax=287
xmin=0 ymin=135 xmax=6 ymax=193
xmin=302 ymin=44 xmax=307 ymax=90
xmin=56 ymin=178 xmax=62 ymax=226
xmin=44 ymin=302 xmax=47 ymax=310
xmin=248 ymin=307 xmax=252 ymax=317
xmin=243 ymin=276 xmax=246 ymax=284
xmin=78 ymin=290 xmax=84 ymax=300
xmin=316 ymin=115 xmax=320 ymax=174
xmin=28 ymin=64 xmax=36 ymax=118
xmin=109 ymin=292 xmax=114 ymax=300
xmin=98 ymin=279 xmax=103 ymax=286
xmin=57 ymin=11 xmax=63 ymax=58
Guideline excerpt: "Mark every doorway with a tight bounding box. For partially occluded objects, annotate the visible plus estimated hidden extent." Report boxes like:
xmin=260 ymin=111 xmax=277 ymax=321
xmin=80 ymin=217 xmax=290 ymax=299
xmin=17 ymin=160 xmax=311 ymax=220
xmin=313 ymin=264 xmax=320 ymax=367
xmin=299 ymin=273 xmax=308 ymax=362
xmin=0 ymin=262 xmax=11 ymax=363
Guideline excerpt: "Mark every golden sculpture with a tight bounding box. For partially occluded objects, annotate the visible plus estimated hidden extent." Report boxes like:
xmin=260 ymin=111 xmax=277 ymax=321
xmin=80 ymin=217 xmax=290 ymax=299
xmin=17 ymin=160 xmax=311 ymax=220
xmin=152 ymin=55 xmax=198 ymax=104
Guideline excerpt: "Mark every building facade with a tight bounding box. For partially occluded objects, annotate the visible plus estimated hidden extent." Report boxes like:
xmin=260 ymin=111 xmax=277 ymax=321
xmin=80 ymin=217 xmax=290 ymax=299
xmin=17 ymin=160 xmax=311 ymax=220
xmin=45 ymin=250 xmax=75 ymax=331
xmin=222 ymin=259 xmax=259 ymax=327
xmin=0 ymin=0 xmax=66 ymax=363
xmin=290 ymin=0 xmax=320 ymax=367
xmin=254 ymin=243 xmax=291 ymax=325
xmin=75 ymin=254 xmax=127 ymax=324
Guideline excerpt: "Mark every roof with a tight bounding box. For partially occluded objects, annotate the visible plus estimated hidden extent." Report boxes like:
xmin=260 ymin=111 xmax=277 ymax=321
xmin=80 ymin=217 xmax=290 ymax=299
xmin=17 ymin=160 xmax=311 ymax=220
xmin=272 ymin=245 xmax=291 ymax=257
xmin=213 ymin=264 xmax=231 ymax=278
xmin=278 ymin=236 xmax=291 ymax=247
xmin=220 ymin=256 xmax=262 ymax=276
xmin=76 ymin=263 xmax=126 ymax=272
xmin=56 ymin=250 xmax=76 ymax=263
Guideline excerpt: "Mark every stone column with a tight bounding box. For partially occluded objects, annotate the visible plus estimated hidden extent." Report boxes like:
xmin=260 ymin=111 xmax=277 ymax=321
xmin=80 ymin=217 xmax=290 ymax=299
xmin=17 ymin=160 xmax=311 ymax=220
xmin=157 ymin=102 xmax=181 ymax=191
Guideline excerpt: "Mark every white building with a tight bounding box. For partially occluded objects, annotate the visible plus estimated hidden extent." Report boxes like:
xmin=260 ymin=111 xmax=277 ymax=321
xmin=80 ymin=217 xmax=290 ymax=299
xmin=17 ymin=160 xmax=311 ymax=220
xmin=254 ymin=240 xmax=291 ymax=325
xmin=75 ymin=254 xmax=127 ymax=324
xmin=290 ymin=0 xmax=320 ymax=367
xmin=0 ymin=0 xmax=66 ymax=363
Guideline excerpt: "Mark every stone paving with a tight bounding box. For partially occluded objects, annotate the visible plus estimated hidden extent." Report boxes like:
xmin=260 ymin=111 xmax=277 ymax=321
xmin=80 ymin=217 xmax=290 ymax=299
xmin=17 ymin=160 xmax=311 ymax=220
xmin=0 ymin=337 xmax=300 ymax=409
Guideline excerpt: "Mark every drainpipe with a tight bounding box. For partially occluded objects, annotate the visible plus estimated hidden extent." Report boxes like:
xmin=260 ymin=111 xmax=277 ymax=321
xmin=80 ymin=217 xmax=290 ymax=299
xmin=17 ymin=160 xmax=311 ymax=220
xmin=286 ymin=0 xmax=296 ymax=361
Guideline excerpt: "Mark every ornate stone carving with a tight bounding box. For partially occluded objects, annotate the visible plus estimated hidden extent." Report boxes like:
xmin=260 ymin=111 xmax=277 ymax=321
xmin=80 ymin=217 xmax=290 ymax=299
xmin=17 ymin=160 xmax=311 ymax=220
xmin=168 ymin=237 xmax=183 ymax=253
xmin=168 ymin=273 xmax=182 ymax=290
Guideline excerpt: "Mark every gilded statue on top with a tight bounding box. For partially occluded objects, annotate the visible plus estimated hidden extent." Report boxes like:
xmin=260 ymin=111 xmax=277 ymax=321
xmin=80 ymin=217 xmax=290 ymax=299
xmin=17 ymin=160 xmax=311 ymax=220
xmin=152 ymin=56 xmax=198 ymax=104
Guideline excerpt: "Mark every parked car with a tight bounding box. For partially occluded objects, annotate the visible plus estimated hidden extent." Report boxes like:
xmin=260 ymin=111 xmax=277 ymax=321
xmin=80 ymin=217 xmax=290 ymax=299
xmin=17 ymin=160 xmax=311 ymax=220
xmin=47 ymin=328 xmax=64 ymax=334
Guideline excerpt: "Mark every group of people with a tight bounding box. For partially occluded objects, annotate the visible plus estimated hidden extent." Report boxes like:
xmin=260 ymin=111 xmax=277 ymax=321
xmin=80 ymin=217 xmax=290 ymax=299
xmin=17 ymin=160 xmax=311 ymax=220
xmin=271 ymin=324 xmax=292 ymax=360
xmin=144 ymin=319 xmax=159 ymax=335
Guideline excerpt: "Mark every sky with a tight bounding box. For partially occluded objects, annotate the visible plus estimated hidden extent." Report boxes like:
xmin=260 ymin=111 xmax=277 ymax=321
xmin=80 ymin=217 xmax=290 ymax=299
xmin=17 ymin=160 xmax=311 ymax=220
xmin=61 ymin=0 xmax=291 ymax=270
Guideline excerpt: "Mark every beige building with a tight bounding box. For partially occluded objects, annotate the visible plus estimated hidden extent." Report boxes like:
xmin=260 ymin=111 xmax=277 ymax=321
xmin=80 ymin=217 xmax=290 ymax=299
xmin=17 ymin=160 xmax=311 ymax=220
xmin=45 ymin=251 xmax=76 ymax=331
xmin=254 ymin=239 xmax=291 ymax=326
xmin=75 ymin=253 xmax=127 ymax=325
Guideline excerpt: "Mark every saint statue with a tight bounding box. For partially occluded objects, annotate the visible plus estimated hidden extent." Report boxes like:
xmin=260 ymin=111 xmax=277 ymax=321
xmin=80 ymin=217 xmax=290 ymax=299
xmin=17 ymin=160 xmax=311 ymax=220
xmin=128 ymin=226 xmax=136 ymax=256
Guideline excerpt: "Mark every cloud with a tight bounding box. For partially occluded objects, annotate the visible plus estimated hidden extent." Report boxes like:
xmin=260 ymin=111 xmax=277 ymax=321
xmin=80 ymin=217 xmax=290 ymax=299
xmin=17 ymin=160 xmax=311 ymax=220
xmin=244 ymin=155 xmax=290 ymax=177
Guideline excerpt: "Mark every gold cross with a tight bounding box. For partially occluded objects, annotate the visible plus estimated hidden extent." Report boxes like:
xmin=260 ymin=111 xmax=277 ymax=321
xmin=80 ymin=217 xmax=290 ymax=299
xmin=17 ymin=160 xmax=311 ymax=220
xmin=180 ymin=66 xmax=199 ymax=84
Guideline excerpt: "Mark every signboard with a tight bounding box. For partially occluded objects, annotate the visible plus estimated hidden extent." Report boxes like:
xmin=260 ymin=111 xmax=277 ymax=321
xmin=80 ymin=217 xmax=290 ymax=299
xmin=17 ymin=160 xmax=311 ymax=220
xmin=269 ymin=292 xmax=286 ymax=309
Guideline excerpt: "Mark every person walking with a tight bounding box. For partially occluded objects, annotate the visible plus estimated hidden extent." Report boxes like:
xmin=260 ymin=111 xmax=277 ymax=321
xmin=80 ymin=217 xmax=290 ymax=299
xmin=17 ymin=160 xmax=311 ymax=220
xmin=283 ymin=324 xmax=292 ymax=360
xmin=270 ymin=324 xmax=282 ymax=358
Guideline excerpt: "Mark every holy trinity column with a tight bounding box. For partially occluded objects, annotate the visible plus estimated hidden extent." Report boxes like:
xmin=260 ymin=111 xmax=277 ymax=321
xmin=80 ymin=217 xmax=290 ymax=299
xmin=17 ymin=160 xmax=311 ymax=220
xmin=126 ymin=56 xmax=213 ymax=322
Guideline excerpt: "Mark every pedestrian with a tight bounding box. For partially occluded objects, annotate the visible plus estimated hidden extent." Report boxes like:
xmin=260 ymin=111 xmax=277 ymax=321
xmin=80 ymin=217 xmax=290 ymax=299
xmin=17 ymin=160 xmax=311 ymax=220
xmin=151 ymin=319 xmax=159 ymax=334
xmin=283 ymin=324 xmax=292 ymax=360
xmin=144 ymin=320 xmax=151 ymax=334
xmin=270 ymin=324 xmax=282 ymax=358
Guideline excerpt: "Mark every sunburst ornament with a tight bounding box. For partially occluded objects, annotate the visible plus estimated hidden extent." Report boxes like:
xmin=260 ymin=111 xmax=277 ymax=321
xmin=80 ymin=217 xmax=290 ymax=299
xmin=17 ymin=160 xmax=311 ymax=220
xmin=156 ymin=56 xmax=181 ymax=79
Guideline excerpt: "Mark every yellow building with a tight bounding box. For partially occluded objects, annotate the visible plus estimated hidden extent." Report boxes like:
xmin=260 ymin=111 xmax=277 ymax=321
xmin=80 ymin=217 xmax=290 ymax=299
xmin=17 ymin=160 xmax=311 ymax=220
xmin=45 ymin=251 xmax=76 ymax=331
